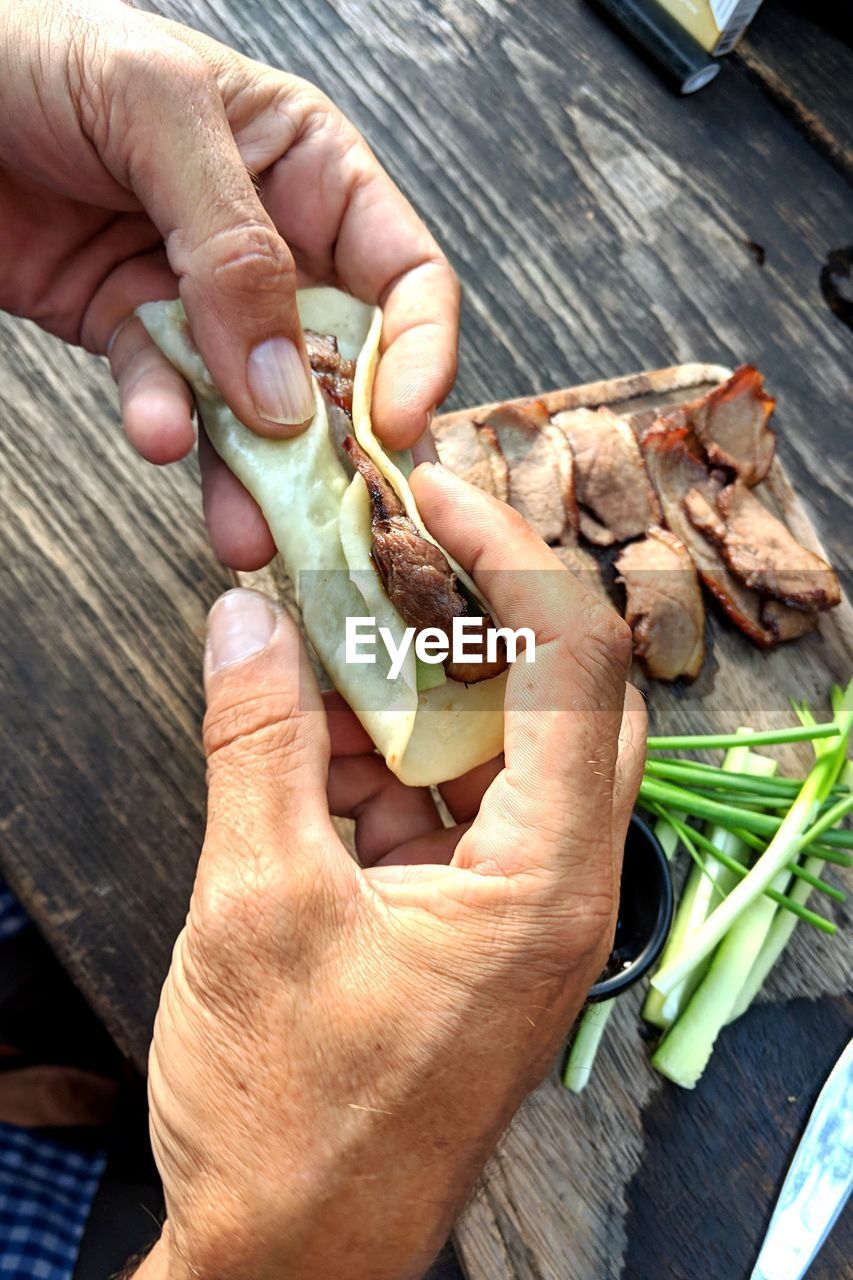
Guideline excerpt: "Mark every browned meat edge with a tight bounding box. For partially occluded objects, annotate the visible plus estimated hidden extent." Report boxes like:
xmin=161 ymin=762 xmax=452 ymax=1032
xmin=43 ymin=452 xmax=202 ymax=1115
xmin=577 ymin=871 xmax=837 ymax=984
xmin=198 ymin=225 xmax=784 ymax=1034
xmin=680 ymin=364 xmax=776 ymax=486
xmin=305 ymin=330 xmax=356 ymax=412
xmin=640 ymin=416 xmax=818 ymax=649
xmin=342 ymin=437 xmax=507 ymax=684
xmin=615 ymin=528 xmax=705 ymax=681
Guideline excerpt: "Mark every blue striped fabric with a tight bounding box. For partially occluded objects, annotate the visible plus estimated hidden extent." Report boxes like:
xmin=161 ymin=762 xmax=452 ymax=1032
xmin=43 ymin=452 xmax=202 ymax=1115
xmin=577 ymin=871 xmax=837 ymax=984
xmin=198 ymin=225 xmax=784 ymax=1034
xmin=0 ymin=1123 xmax=105 ymax=1279
xmin=0 ymin=883 xmax=30 ymax=944
xmin=0 ymin=880 xmax=106 ymax=1276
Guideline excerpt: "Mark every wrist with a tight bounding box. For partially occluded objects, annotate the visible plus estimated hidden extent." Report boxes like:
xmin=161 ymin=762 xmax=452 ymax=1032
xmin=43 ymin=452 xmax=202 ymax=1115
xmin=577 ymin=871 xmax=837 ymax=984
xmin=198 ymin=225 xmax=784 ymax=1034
xmin=125 ymin=1232 xmax=171 ymax=1280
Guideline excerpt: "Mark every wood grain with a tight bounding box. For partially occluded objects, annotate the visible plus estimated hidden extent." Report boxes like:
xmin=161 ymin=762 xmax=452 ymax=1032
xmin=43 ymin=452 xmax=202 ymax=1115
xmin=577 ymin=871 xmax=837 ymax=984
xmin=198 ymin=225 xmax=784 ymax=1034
xmin=428 ymin=373 xmax=852 ymax=1280
xmin=736 ymin=1 xmax=853 ymax=181
xmin=0 ymin=1 xmax=850 ymax=1278
xmin=141 ymin=0 xmax=853 ymax=572
xmin=0 ymin=317 xmax=229 ymax=1057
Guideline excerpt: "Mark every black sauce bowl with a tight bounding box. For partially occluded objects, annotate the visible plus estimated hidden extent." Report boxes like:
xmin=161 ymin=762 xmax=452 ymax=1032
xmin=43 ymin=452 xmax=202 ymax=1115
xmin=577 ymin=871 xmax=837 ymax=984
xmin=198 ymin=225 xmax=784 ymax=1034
xmin=588 ymin=812 xmax=674 ymax=1002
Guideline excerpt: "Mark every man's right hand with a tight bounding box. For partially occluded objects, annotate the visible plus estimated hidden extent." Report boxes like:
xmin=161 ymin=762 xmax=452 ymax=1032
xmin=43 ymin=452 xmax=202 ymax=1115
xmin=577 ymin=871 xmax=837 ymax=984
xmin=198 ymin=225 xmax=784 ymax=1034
xmin=134 ymin=465 xmax=645 ymax=1280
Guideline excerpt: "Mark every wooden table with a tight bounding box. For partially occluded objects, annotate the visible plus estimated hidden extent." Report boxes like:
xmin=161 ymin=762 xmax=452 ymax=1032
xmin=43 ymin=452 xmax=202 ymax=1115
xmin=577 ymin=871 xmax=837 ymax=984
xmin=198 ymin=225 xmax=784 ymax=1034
xmin=1 ymin=2 xmax=850 ymax=1277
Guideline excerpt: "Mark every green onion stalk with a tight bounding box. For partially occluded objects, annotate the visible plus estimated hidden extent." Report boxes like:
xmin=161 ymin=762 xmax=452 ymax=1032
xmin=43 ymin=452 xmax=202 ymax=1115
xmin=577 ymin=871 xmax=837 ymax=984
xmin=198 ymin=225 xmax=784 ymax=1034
xmin=728 ymin=703 xmax=853 ymax=1022
xmin=563 ymin=683 xmax=851 ymax=1095
xmin=650 ymin=690 xmax=852 ymax=1005
xmin=652 ymin=751 xmax=784 ymax=1087
xmin=642 ymin=738 xmax=760 ymax=1030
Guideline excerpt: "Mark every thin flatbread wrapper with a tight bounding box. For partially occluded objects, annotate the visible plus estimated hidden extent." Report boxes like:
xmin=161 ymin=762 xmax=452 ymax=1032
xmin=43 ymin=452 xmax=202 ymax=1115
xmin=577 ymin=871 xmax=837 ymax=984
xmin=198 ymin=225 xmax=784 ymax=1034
xmin=138 ymin=288 xmax=506 ymax=786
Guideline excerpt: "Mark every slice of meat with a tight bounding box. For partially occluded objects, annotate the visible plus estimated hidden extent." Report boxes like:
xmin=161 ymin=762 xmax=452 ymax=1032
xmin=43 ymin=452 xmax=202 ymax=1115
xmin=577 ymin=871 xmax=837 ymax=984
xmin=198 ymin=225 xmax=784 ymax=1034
xmin=478 ymin=401 xmax=577 ymax=543
xmin=641 ymin=417 xmax=809 ymax=649
xmin=305 ymin=330 xmax=356 ymax=412
xmin=682 ymin=365 xmax=775 ymax=485
xmin=543 ymin=421 xmax=580 ymax=541
xmin=325 ymin=400 xmax=357 ymax=474
xmin=343 ymin=437 xmax=506 ymax=683
xmin=578 ymin=509 xmax=616 ymax=548
xmin=615 ymin=528 xmax=705 ymax=681
xmin=305 ymin=331 xmax=358 ymax=472
xmin=553 ymin=407 xmax=661 ymax=543
xmin=433 ymin=415 xmax=507 ymax=499
xmin=476 ymin=424 xmax=510 ymax=503
xmin=551 ymin=543 xmax=610 ymax=605
xmin=685 ymin=482 xmax=840 ymax=612
xmin=761 ymin=598 xmax=818 ymax=642
xmin=682 ymin=484 xmax=726 ymax=540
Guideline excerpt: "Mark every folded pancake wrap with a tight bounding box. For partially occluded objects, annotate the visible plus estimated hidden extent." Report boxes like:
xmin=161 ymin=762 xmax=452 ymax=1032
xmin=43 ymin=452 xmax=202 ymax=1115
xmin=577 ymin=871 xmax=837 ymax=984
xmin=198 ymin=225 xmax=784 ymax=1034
xmin=138 ymin=288 xmax=506 ymax=786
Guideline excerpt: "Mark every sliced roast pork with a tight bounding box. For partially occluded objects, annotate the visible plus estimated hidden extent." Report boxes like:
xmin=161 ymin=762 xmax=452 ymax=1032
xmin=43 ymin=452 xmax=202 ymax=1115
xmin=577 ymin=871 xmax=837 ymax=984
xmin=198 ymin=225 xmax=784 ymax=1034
xmin=641 ymin=416 xmax=813 ymax=649
xmin=616 ymin=528 xmax=706 ymax=681
xmin=432 ymin=414 xmax=508 ymax=500
xmin=343 ymin=438 xmax=507 ymax=683
xmin=760 ymin=598 xmax=818 ymax=642
xmin=681 ymin=365 xmax=776 ymax=485
xmin=305 ymin=330 xmax=356 ymax=412
xmin=476 ymin=400 xmax=578 ymax=543
xmin=684 ymin=482 xmax=841 ymax=612
xmin=552 ymin=407 xmax=661 ymax=545
xmin=551 ymin=543 xmax=610 ymax=606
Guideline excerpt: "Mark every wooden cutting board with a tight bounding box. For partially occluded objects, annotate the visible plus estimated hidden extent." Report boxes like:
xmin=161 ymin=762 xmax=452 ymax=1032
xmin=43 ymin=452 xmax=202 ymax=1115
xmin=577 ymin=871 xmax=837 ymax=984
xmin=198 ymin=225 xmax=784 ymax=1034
xmin=438 ymin=368 xmax=852 ymax=1280
xmin=238 ymin=364 xmax=852 ymax=1280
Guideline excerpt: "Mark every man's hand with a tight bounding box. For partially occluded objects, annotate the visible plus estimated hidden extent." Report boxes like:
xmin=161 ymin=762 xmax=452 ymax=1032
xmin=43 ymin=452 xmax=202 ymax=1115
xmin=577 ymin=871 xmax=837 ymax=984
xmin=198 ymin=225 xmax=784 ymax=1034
xmin=0 ymin=0 xmax=458 ymax=568
xmin=137 ymin=467 xmax=646 ymax=1280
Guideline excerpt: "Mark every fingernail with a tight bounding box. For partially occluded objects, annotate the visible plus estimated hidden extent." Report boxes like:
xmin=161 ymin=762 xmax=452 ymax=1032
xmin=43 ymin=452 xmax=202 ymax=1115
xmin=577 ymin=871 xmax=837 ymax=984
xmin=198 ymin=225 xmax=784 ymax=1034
xmin=206 ymin=589 xmax=277 ymax=674
xmin=247 ymin=338 xmax=315 ymax=425
xmin=411 ymin=428 xmax=439 ymax=466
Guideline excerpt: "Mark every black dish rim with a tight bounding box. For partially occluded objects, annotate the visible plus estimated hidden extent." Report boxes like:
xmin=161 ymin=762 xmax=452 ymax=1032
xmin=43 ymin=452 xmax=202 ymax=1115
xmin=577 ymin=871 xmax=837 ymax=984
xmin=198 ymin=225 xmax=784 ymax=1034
xmin=588 ymin=811 xmax=675 ymax=1002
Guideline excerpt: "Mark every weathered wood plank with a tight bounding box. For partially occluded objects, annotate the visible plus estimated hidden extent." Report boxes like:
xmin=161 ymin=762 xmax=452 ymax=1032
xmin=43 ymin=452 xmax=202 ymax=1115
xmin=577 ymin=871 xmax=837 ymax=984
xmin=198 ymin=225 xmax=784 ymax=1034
xmin=142 ymin=0 xmax=853 ymax=570
xmin=429 ymin=375 xmax=852 ymax=1280
xmin=736 ymin=1 xmax=853 ymax=180
xmin=0 ymin=318 xmax=229 ymax=1059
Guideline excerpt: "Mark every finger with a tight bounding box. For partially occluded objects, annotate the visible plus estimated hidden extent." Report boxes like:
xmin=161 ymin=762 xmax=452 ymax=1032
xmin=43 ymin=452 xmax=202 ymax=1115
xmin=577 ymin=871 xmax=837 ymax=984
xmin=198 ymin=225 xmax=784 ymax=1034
xmin=411 ymin=463 xmax=611 ymax=640
xmin=370 ymin=824 xmax=466 ymax=869
xmin=410 ymin=429 xmax=440 ymax=466
xmin=322 ymin=691 xmax=375 ymax=758
xmin=411 ymin=464 xmax=632 ymax=888
xmin=370 ymin=259 xmax=460 ymax=450
xmin=613 ymin=682 xmax=648 ymax=858
xmin=327 ymin=755 xmax=442 ymax=866
xmin=81 ymin=242 xmax=176 ymax=357
xmin=260 ymin=126 xmax=460 ymax=449
xmin=201 ymin=589 xmax=352 ymax=892
xmin=438 ymin=756 xmax=503 ymax=824
xmin=198 ymin=429 xmax=277 ymax=570
xmin=113 ymin=35 xmax=314 ymax=437
xmin=110 ymin=317 xmax=196 ymax=464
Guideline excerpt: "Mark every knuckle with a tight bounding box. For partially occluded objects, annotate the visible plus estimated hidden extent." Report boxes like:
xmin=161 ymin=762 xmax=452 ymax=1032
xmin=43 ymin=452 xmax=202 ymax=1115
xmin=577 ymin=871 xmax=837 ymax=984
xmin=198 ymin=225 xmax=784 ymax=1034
xmin=183 ymin=883 xmax=279 ymax=1014
xmin=205 ymin=222 xmax=297 ymax=303
xmin=191 ymin=849 xmax=283 ymax=951
xmin=132 ymin=39 xmax=213 ymax=97
xmin=186 ymin=824 xmax=340 ymax=999
xmin=574 ymin=602 xmax=633 ymax=689
xmin=74 ymin=22 xmax=216 ymax=164
xmin=590 ymin=603 xmax=633 ymax=668
xmin=203 ymin=691 xmax=308 ymax=770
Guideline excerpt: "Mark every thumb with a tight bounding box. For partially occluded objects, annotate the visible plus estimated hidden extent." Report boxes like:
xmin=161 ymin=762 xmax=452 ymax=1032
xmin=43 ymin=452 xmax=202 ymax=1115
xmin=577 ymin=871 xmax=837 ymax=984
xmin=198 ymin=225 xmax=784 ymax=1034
xmin=114 ymin=33 xmax=314 ymax=436
xmin=201 ymin=590 xmax=344 ymax=885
